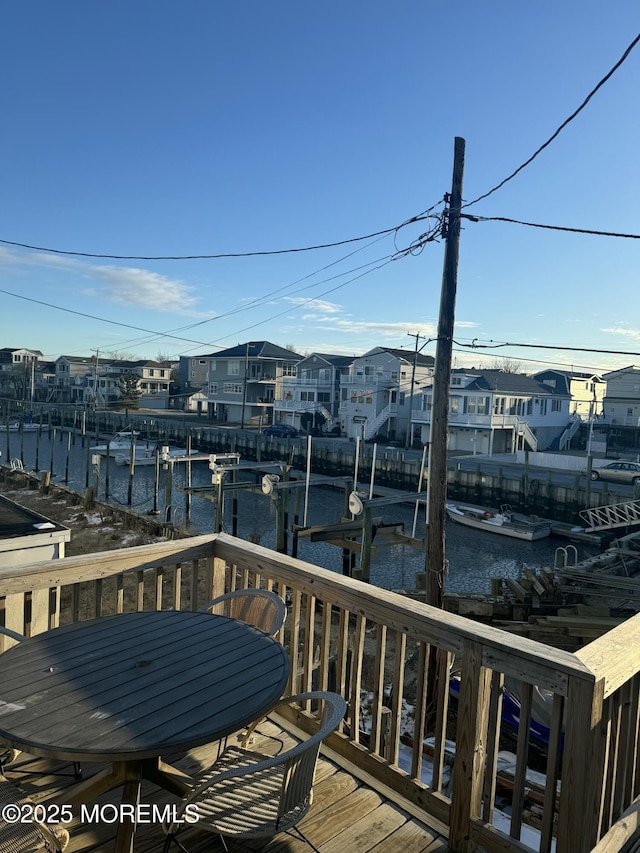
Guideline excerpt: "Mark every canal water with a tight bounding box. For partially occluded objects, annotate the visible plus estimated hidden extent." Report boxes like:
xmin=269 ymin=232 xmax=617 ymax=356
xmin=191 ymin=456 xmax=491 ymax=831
xmin=2 ymin=430 xmax=599 ymax=594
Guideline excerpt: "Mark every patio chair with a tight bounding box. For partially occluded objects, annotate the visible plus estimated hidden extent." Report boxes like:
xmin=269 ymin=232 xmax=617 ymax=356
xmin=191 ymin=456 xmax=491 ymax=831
xmin=0 ymin=771 xmax=69 ymax=851
xmin=162 ymin=690 xmax=347 ymax=853
xmin=198 ymin=588 xmax=287 ymax=636
xmin=0 ymin=627 xmax=82 ymax=782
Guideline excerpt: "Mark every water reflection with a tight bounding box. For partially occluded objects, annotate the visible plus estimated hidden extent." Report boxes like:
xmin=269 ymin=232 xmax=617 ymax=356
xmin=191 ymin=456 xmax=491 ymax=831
xmin=3 ymin=431 xmax=598 ymax=593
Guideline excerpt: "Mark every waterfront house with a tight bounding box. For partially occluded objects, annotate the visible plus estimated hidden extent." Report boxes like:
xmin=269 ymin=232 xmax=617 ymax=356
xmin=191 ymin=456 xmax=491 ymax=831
xmin=0 ymin=347 xmax=42 ymax=401
xmin=412 ymin=368 xmax=572 ymax=454
xmin=54 ymin=355 xmax=102 ymax=405
xmin=599 ymin=364 xmax=640 ymax=458
xmin=273 ymin=352 xmax=355 ymax=433
xmin=201 ymin=341 xmax=302 ymax=425
xmin=339 ymin=347 xmax=435 ymax=442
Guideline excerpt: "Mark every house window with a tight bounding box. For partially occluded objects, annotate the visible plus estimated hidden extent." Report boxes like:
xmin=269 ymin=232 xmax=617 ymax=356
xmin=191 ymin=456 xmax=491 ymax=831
xmin=199 ymin=359 xmax=207 ymax=365
xmin=282 ymin=363 xmax=297 ymax=377
xmin=300 ymin=391 xmax=315 ymax=402
xmin=318 ymin=392 xmax=330 ymax=403
xmin=209 ymin=383 xmax=218 ymax=393
xmin=284 ymin=390 xmax=293 ymax=400
xmin=450 ymin=398 xmax=460 ymax=415
xmin=552 ymin=399 xmax=562 ymax=412
xmin=451 ymin=377 xmax=462 ymax=386
xmin=399 ymin=392 xmax=406 ymax=405
xmin=527 ymin=400 xmax=533 ymax=415
xmin=539 ymin=399 xmax=547 ymax=415
xmin=223 ymin=383 xmax=243 ymax=394
xmin=494 ymin=397 xmax=505 ymax=415
xmin=627 ymin=407 xmax=634 ymax=416
xmin=228 ymin=361 xmax=240 ymax=376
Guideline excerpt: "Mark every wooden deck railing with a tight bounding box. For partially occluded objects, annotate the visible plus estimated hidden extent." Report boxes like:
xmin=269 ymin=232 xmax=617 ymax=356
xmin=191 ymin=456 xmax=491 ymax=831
xmin=1 ymin=533 xmax=639 ymax=853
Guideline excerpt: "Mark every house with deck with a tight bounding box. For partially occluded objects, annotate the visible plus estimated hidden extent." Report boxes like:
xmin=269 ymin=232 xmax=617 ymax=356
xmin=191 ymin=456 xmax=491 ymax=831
xmin=339 ymin=347 xmax=435 ymax=441
xmin=412 ymin=368 xmax=572 ymax=454
xmin=273 ymin=352 xmax=355 ymax=433
xmin=201 ymin=341 xmax=302 ymax=425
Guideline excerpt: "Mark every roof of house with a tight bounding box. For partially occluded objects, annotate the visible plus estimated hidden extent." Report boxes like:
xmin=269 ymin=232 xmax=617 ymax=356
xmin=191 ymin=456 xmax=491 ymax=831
xmin=298 ymin=353 xmax=356 ymax=368
xmin=361 ymin=346 xmax=435 ymax=368
xmin=0 ymin=495 xmax=69 ymax=541
xmin=453 ymin=369 xmax=570 ymax=396
xmin=209 ymin=341 xmax=303 ymax=360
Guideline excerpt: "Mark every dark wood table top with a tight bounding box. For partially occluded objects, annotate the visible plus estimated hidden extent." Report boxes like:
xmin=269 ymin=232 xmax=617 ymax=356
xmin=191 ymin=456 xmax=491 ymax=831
xmin=0 ymin=610 xmax=290 ymax=763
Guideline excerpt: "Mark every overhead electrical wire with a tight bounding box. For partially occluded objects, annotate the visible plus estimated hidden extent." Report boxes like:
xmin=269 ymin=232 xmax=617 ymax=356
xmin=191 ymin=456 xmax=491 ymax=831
xmin=452 ymin=338 xmax=640 ymax=358
xmin=461 ymin=214 xmax=640 ymax=240
xmin=0 ymin=209 xmax=436 ymax=261
xmin=464 ymin=31 xmax=640 ymax=208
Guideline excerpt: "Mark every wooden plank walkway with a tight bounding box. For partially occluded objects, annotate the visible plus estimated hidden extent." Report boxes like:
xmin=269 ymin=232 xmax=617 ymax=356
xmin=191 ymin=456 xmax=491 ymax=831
xmin=4 ymin=723 xmax=450 ymax=853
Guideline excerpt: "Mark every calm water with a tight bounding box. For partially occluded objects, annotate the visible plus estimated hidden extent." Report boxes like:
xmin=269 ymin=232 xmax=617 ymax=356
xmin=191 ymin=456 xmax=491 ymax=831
xmin=3 ymin=430 xmax=599 ymax=593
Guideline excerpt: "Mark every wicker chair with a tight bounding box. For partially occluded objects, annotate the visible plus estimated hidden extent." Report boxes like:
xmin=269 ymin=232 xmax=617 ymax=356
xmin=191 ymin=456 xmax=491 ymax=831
xmin=197 ymin=588 xmax=287 ymax=636
xmin=162 ymin=690 xmax=347 ymax=853
xmin=0 ymin=772 xmax=69 ymax=851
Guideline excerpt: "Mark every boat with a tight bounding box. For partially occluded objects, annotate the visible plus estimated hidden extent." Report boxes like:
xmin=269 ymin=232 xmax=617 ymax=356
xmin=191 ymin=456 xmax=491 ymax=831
xmin=445 ymin=502 xmax=551 ymax=541
xmin=3 ymin=421 xmax=48 ymax=432
xmin=91 ymin=429 xmax=149 ymax=455
xmin=113 ymin=445 xmax=200 ymax=466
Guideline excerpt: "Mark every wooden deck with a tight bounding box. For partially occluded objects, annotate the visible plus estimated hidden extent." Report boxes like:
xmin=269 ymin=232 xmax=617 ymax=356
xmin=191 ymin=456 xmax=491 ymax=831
xmin=5 ymin=717 xmax=451 ymax=853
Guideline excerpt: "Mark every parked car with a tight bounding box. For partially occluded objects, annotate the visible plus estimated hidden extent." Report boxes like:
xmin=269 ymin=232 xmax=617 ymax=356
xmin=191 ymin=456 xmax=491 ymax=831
xmin=263 ymin=424 xmax=299 ymax=437
xmin=590 ymin=461 xmax=640 ymax=486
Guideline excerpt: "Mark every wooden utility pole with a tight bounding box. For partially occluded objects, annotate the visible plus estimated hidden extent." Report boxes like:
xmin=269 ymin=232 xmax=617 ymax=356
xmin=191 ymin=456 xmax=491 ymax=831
xmin=425 ymin=137 xmax=466 ymax=609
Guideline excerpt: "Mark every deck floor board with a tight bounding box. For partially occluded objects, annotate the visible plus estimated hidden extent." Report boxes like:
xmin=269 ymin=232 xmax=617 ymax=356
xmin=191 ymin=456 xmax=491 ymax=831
xmin=3 ymin=730 xmax=451 ymax=853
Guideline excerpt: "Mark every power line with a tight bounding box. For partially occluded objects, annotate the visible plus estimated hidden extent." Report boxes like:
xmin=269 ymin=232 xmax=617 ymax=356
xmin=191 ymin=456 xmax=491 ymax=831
xmin=0 ymin=210 xmax=434 ymax=261
xmin=461 ymin=214 xmax=640 ymax=239
xmin=464 ymin=31 xmax=640 ymax=208
xmin=453 ymin=338 xmax=640 ymax=358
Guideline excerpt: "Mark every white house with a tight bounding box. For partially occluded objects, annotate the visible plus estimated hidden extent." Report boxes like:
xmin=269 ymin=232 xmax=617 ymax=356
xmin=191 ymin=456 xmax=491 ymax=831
xmin=338 ymin=347 xmax=435 ymax=442
xmin=412 ymin=369 xmax=572 ymax=454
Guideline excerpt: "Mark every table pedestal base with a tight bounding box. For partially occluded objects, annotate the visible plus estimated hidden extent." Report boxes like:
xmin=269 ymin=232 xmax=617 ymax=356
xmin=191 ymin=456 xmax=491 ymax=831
xmin=55 ymin=757 xmax=193 ymax=853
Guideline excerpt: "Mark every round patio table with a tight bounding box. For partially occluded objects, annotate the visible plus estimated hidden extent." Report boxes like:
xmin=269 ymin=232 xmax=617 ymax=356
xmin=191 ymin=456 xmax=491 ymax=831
xmin=0 ymin=609 xmax=290 ymax=852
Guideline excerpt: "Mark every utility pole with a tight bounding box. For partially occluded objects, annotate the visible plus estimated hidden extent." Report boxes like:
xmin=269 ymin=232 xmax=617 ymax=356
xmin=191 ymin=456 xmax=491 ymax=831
xmin=425 ymin=137 xmax=465 ymax=609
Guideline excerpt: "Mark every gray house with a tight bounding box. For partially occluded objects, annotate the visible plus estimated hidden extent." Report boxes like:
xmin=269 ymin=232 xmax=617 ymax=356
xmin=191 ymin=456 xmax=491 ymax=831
xmin=202 ymin=341 xmax=302 ymax=425
xmin=273 ymin=352 xmax=355 ymax=433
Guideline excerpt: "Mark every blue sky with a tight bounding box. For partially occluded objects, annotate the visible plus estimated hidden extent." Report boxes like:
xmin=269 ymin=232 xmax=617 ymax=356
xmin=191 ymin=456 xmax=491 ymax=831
xmin=1 ymin=2 xmax=638 ymax=374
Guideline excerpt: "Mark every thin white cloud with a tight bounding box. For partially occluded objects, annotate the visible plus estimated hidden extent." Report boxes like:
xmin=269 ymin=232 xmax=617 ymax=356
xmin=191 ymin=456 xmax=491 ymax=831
xmin=284 ymin=297 xmax=342 ymax=314
xmin=602 ymin=326 xmax=640 ymax=340
xmin=0 ymin=248 xmax=199 ymax=314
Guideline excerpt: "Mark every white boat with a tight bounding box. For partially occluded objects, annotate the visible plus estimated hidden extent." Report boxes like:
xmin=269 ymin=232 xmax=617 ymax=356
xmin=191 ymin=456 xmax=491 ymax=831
xmin=445 ymin=502 xmax=551 ymax=541
xmin=91 ymin=429 xmax=150 ymax=455
xmin=113 ymin=446 xmax=200 ymax=466
xmin=3 ymin=421 xmax=48 ymax=432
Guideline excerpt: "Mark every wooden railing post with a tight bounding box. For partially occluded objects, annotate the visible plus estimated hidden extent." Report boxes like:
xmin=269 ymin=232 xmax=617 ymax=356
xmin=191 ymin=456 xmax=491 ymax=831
xmin=556 ymin=673 xmax=605 ymax=852
xmin=449 ymin=640 xmax=491 ymax=852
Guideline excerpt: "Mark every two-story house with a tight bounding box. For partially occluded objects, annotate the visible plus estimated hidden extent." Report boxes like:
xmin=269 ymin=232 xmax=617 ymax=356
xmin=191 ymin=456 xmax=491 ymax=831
xmin=54 ymin=355 xmax=100 ymax=405
xmin=534 ymin=369 xmax=605 ymax=419
xmin=339 ymin=347 xmax=435 ymax=442
xmin=103 ymin=360 xmax=172 ymax=409
xmin=0 ymin=347 xmax=42 ymax=401
xmin=599 ymin=365 xmax=640 ymax=457
xmin=412 ymin=369 xmax=572 ymax=454
xmin=273 ymin=353 xmax=355 ymax=433
xmin=203 ymin=342 xmax=302 ymax=425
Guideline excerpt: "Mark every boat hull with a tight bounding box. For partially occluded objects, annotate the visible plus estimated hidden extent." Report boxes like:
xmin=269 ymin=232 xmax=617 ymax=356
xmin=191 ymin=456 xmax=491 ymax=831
xmin=446 ymin=503 xmax=551 ymax=541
